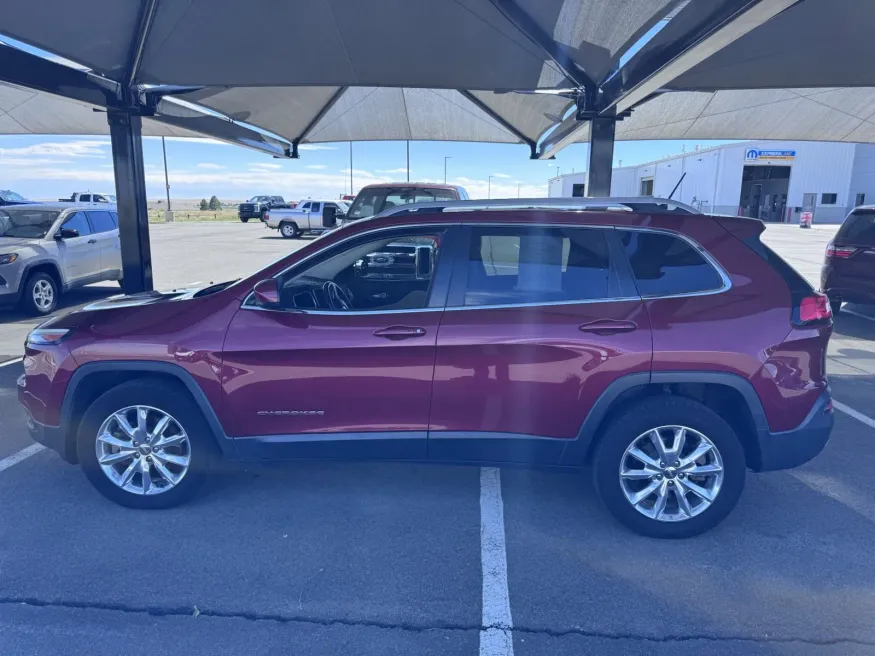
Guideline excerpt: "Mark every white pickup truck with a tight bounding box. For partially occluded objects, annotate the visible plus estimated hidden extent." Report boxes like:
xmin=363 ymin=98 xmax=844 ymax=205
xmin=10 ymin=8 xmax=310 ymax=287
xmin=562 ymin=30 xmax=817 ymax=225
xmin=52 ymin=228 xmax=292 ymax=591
xmin=264 ymin=199 xmax=350 ymax=238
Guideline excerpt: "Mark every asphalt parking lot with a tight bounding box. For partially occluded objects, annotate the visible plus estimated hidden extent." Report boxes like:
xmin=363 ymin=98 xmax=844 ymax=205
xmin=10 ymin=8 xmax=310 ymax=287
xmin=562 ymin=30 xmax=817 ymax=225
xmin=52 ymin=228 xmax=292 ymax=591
xmin=3 ymin=222 xmax=875 ymax=655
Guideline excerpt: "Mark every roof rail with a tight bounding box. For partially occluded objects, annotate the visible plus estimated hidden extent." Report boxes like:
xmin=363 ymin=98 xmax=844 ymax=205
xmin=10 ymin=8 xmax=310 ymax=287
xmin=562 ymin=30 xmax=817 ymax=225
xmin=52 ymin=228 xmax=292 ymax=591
xmin=377 ymin=196 xmax=699 ymax=218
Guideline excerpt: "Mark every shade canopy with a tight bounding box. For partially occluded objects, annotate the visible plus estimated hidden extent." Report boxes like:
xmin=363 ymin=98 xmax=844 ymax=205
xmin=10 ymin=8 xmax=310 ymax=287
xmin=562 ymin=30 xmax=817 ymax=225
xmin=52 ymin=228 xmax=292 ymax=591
xmin=2 ymin=0 xmax=875 ymax=159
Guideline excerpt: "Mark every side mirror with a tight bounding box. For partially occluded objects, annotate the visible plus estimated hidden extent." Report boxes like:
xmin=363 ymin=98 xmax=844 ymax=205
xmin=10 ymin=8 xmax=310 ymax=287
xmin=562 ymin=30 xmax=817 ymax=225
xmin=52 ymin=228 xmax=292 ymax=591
xmin=253 ymin=279 xmax=280 ymax=307
xmin=322 ymin=205 xmax=337 ymax=228
xmin=55 ymin=228 xmax=79 ymax=240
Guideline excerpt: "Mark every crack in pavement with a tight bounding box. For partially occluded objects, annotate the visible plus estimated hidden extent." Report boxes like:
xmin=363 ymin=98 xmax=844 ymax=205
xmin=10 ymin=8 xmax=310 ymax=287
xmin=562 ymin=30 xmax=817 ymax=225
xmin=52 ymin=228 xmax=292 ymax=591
xmin=2 ymin=597 xmax=874 ymax=646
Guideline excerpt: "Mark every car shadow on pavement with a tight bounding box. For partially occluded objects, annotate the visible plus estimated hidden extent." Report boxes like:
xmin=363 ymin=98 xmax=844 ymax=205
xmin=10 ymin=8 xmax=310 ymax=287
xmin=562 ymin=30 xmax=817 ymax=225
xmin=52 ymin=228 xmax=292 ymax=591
xmin=0 ymin=285 xmax=119 ymax=325
xmin=259 ymin=234 xmax=320 ymax=241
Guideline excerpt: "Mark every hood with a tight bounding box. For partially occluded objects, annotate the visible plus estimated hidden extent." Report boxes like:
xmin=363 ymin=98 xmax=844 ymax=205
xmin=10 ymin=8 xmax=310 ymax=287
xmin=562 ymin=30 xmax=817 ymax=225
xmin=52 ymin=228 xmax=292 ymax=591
xmin=81 ymin=287 xmax=205 ymax=311
xmin=0 ymin=236 xmax=40 ymax=250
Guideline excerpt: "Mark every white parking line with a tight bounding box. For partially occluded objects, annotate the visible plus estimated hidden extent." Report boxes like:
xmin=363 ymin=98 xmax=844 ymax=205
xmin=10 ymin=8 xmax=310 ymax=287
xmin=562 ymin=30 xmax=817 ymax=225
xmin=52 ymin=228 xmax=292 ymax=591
xmin=843 ymin=308 xmax=875 ymax=323
xmin=0 ymin=357 xmax=23 ymax=368
xmin=834 ymin=400 xmax=875 ymax=430
xmin=0 ymin=444 xmax=45 ymax=474
xmin=479 ymin=467 xmax=514 ymax=656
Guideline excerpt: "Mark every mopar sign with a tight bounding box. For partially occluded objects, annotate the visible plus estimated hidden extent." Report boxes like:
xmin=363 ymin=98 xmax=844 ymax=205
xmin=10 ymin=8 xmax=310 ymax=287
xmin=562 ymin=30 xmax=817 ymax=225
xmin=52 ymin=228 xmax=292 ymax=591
xmin=745 ymin=149 xmax=796 ymax=161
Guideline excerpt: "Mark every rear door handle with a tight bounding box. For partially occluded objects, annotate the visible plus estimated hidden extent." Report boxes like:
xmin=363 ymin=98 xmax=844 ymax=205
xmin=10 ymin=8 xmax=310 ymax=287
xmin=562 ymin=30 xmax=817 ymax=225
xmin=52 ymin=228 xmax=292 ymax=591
xmin=578 ymin=320 xmax=638 ymax=335
xmin=373 ymin=326 xmax=427 ymax=340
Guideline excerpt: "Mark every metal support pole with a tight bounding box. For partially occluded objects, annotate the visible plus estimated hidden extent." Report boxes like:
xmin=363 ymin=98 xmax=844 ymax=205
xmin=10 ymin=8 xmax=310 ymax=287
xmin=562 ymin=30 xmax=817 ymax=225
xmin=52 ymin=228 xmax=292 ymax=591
xmin=586 ymin=117 xmax=616 ymax=197
xmin=349 ymin=141 xmax=353 ymax=196
xmin=444 ymin=156 xmax=451 ymax=184
xmin=161 ymin=136 xmax=171 ymax=210
xmin=406 ymin=141 xmax=410 ymax=182
xmin=108 ymin=109 xmax=152 ymax=294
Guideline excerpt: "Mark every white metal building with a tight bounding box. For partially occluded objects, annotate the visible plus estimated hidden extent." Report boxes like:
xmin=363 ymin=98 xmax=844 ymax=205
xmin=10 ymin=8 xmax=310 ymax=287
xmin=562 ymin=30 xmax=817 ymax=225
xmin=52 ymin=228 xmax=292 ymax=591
xmin=548 ymin=141 xmax=875 ymax=224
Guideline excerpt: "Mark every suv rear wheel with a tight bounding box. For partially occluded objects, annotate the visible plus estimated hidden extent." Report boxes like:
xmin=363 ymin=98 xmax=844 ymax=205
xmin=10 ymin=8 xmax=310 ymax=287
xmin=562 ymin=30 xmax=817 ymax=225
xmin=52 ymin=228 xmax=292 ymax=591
xmin=76 ymin=380 xmax=215 ymax=509
xmin=22 ymin=271 xmax=58 ymax=316
xmin=593 ymin=396 xmax=745 ymax=538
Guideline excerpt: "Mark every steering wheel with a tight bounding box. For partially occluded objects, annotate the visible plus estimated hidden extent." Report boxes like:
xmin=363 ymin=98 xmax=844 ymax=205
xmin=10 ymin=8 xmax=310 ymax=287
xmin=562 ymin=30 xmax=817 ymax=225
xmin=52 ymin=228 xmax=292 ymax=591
xmin=323 ymin=281 xmax=353 ymax=310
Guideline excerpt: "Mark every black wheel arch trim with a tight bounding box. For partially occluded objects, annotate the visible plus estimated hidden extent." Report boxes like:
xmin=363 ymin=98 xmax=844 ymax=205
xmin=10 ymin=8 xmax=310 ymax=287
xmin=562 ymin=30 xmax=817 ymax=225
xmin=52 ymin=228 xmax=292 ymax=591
xmin=60 ymin=361 xmax=238 ymax=458
xmin=20 ymin=260 xmax=65 ymax=294
xmin=559 ymin=371 xmax=770 ymax=466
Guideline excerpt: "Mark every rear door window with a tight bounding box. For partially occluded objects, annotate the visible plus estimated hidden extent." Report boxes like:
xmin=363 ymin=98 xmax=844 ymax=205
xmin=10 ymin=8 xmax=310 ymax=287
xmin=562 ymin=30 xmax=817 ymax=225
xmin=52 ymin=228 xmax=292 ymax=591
xmin=838 ymin=211 xmax=875 ymax=245
xmin=617 ymin=230 xmax=724 ymax=297
xmin=459 ymin=226 xmax=612 ymax=307
xmin=87 ymin=210 xmax=116 ymax=233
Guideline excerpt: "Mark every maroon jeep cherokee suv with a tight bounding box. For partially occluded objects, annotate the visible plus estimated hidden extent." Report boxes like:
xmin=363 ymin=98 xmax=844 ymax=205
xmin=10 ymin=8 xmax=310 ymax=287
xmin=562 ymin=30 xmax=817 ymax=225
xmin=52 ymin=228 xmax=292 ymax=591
xmin=18 ymin=199 xmax=834 ymax=538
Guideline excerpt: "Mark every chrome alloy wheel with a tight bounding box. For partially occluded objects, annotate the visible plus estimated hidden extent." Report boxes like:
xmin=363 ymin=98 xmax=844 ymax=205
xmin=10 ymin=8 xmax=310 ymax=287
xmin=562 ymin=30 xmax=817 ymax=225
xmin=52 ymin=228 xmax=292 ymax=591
xmin=95 ymin=406 xmax=192 ymax=495
xmin=619 ymin=425 xmax=724 ymax=522
xmin=32 ymin=279 xmax=54 ymax=311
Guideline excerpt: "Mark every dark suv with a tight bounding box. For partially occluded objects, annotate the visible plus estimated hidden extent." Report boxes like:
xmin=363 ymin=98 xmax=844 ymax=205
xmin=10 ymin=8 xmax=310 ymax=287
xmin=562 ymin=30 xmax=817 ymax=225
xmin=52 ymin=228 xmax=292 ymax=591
xmin=18 ymin=198 xmax=834 ymax=538
xmin=821 ymin=206 xmax=875 ymax=312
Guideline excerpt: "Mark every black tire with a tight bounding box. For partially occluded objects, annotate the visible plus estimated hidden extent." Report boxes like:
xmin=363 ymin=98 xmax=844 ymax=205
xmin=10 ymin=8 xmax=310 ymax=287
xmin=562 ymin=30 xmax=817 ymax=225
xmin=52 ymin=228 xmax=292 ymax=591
xmin=21 ymin=271 xmax=59 ymax=316
xmin=828 ymin=296 xmax=843 ymax=315
xmin=280 ymin=222 xmax=299 ymax=239
xmin=240 ymin=217 xmax=249 ymax=223
xmin=76 ymin=379 xmax=217 ymax=509
xmin=593 ymin=396 xmax=746 ymax=539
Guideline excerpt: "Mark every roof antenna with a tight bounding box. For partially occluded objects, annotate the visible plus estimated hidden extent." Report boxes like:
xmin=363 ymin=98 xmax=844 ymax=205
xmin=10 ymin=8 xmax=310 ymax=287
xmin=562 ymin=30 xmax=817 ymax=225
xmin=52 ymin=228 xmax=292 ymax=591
xmin=668 ymin=172 xmax=686 ymax=200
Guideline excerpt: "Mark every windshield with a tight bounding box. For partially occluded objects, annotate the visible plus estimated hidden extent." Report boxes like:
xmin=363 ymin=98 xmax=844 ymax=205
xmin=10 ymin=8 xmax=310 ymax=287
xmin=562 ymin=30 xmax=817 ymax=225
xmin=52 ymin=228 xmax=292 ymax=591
xmin=248 ymin=196 xmax=266 ymax=202
xmin=346 ymin=187 xmax=458 ymax=220
xmin=0 ymin=208 xmax=59 ymax=239
xmin=0 ymin=190 xmax=27 ymax=202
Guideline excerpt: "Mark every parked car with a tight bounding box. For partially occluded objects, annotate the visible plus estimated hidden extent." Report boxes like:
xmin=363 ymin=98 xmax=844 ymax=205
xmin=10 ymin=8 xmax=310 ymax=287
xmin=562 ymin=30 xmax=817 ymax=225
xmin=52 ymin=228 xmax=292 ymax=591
xmin=18 ymin=197 xmax=834 ymax=538
xmin=59 ymin=192 xmax=117 ymax=203
xmin=0 ymin=189 xmax=33 ymax=207
xmin=340 ymin=183 xmax=468 ymax=224
xmin=821 ymin=206 xmax=875 ymax=312
xmin=265 ymin=199 xmax=350 ymax=238
xmin=238 ymin=195 xmax=287 ymax=223
xmin=0 ymin=203 xmax=122 ymax=315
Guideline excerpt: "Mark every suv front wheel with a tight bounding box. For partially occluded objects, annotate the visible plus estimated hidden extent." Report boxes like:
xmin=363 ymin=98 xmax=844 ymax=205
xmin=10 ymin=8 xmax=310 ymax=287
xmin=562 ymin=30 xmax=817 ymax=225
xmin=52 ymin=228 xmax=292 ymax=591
xmin=77 ymin=380 xmax=215 ymax=509
xmin=22 ymin=271 xmax=59 ymax=316
xmin=593 ymin=396 xmax=746 ymax=538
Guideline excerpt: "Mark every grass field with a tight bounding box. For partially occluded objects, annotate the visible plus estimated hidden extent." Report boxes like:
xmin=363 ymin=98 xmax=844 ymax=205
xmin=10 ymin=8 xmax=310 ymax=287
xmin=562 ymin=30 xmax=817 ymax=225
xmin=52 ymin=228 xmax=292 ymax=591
xmin=147 ymin=209 xmax=241 ymax=223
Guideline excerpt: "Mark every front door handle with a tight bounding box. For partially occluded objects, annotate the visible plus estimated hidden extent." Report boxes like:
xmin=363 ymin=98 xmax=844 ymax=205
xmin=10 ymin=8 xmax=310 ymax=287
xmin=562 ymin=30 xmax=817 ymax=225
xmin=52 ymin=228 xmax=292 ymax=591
xmin=578 ymin=320 xmax=638 ymax=335
xmin=87 ymin=238 xmax=98 ymax=244
xmin=373 ymin=326 xmax=427 ymax=340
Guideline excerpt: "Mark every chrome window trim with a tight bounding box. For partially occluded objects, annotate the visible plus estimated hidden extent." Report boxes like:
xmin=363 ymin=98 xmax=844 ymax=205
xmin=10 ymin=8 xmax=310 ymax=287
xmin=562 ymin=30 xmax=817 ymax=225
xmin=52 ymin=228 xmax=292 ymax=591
xmin=241 ymin=222 xmax=731 ymax=316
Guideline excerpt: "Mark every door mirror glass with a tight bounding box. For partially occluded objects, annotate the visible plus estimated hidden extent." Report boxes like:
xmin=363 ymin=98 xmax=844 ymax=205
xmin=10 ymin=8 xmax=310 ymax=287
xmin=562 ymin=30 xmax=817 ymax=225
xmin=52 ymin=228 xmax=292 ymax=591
xmin=322 ymin=205 xmax=337 ymax=228
xmin=55 ymin=227 xmax=80 ymax=240
xmin=253 ymin=279 xmax=280 ymax=307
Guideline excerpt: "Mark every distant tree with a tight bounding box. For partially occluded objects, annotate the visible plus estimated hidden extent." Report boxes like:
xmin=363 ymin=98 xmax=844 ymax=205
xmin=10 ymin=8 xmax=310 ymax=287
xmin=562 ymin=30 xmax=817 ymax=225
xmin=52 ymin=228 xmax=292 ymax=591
xmin=208 ymin=195 xmax=221 ymax=211
xmin=199 ymin=198 xmax=209 ymax=210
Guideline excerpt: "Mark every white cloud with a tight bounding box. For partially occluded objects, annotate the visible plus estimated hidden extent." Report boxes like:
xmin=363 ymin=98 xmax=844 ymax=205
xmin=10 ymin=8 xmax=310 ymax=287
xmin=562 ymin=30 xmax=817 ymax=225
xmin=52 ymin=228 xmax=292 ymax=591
xmin=376 ymin=167 xmax=410 ymax=174
xmin=491 ymin=173 xmax=511 ymax=178
xmin=0 ymin=140 xmax=110 ymax=158
xmin=305 ymin=164 xmax=327 ymax=170
xmin=196 ymin=163 xmax=226 ymax=169
xmin=299 ymin=144 xmax=336 ymax=151
xmin=250 ymin=163 xmax=282 ymax=170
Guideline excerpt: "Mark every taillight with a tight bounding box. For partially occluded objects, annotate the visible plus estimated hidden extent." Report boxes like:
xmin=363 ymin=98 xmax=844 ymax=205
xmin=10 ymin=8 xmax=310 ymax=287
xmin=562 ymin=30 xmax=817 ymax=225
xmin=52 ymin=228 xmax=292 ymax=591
xmin=264 ymin=212 xmax=270 ymax=221
xmin=796 ymin=293 xmax=832 ymax=325
xmin=826 ymin=241 xmax=858 ymax=258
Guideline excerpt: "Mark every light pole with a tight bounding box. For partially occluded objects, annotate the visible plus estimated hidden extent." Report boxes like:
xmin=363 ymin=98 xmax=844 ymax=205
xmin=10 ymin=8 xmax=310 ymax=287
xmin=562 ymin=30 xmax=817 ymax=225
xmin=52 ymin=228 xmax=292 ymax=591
xmin=488 ymin=175 xmax=494 ymax=199
xmin=349 ymin=141 xmax=353 ymax=196
xmin=444 ymin=156 xmax=451 ymax=184
xmin=406 ymin=141 xmax=410 ymax=182
xmin=161 ymin=136 xmax=173 ymax=222
xmin=517 ymin=183 xmax=522 ymax=198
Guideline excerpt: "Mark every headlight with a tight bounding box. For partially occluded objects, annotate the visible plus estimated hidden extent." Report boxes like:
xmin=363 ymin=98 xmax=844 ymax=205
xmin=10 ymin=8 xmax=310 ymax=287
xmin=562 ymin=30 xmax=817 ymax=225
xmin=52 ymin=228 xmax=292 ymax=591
xmin=27 ymin=328 xmax=71 ymax=345
xmin=0 ymin=253 xmax=18 ymax=265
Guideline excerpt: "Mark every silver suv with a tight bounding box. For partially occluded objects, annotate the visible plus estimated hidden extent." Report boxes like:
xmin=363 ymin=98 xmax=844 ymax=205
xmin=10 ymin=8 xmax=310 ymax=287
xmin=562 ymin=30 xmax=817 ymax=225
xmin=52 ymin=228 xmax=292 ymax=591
xmin=0 ymin=203 xmax=122 ymax=316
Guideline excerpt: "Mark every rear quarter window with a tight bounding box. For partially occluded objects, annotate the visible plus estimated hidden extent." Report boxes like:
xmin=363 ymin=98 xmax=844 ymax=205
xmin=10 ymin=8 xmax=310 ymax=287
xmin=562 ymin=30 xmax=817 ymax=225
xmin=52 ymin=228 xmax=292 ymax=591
xmin=838 ymin=211 xmax=875 ymax=245
xmin=618 ymin=230 xmax=724 ymax=297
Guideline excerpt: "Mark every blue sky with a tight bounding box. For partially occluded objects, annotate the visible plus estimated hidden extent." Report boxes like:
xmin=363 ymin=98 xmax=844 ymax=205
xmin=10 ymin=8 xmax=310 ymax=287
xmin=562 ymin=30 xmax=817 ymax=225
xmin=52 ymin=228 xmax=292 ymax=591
xmin=0 ymin=135 xmax=734 ymax=202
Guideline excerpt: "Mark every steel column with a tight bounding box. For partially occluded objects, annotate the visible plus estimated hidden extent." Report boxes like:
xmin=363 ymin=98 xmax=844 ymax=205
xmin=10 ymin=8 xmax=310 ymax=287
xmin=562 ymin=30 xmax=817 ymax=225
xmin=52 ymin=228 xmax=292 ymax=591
xmin=108 ymin=110 xmax=153 ymax=293
xmin=586 ymin=117 xmax=616 ymax=197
